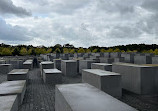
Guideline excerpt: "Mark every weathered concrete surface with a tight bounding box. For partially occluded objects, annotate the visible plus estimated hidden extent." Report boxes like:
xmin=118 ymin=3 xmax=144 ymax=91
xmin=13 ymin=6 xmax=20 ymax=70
xmin=112 ymin=63 xmax=156 ymax=94
xmin=40 ymin=61 xmax=54 ymax=77
xmin=79 ymin=60 xmax=95 ymax=74
xmin=7 ymin=69 xmax=29 ymax=81
xmin=134 ymin=55 xmax=152 ymax=64
xmin=23 ymin=60 xmax=33 ymax=70
xmin=114 ymin=57 xmax=125 ymax=62
xmin=43 ymin=69 xmax=62 ymax=84
xmin=0 ymin=64 xmax=12 ymax=74
xmin=0 ymin=95 xmax=18 ymax=111
xmin=91 ymin=63 xmax=112 ymax=71
xmin=99 ymin=58 xmax=114 ymax=64
xmin=121 ymin=53 xmax=134 ymax=63
xmin=152 ymin=56 xmax=158 ymax=64
xmin=61 ymin=60 xmax=77 ymax=77
xmin=0 ymin=80 xmax=26 ymax=106
xmin=55 ymin=83 xmax=138 ymax=111
xmin=82 ymin=69 xmax=121 ymax=98
xmin=53 ymin=59 xmax=61 ymax=70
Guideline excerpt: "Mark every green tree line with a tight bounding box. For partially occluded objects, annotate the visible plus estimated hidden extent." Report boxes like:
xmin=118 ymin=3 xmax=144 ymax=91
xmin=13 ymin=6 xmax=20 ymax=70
xmin=0 ymin=43 xmax=158 ymax=56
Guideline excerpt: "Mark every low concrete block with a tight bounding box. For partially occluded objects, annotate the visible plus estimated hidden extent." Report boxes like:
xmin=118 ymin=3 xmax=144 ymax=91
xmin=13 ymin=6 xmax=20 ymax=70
xmin=82 ymin=69 xmax=121 ymax=98
xmin=61 ymin=60 xmax=77 ymax=77
xmin=23 ymin=60 xmax=33 ymax=70
xmin=91 ymin=63 xmax=112 ymax=71
xmin=0 ymin=64 xmax=12 ymax=74
xmin=79 ymin=60 xmax=95 ymax=74
xmin=55 ymin=83 xmax=138 ymax=111
xmin=40 ymin=61 xmax=54 ymax=77
xmin=0 ymin=95 xmax=18 ymax=111
xmin=112 ymin=63 xmax=156 ymax=94
xmin=7 ymin=69 xmax=29 ymax=81
xmin=43 ymin=69 xmax=62 ymax=84
xmin=0 ymin=80 xmax=26 ymax=106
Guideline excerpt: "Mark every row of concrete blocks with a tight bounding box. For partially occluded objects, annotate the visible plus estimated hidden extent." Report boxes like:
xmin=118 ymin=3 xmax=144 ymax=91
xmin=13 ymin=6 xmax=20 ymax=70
xmin=0 ymin=80 xmax=26 ymax=111
xmin=91 ymin=62 xmax=158 ymax=95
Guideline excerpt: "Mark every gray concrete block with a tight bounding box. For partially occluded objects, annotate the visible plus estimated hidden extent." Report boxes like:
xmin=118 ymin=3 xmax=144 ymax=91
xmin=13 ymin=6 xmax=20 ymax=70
xmin=0 ymin=95 xmax=18 ymax=111
xmin=55 ymin=83 xmax=138 ymax=111
xmin=152 ymin=56 xmax=158 ymax=64
xmin=110 ymin=52 xmax=121 ymax=58
xmin=7 ymin=69 xmax=29 ymax=81
xmin=23 ymin=60 xmax=33 ymax=70
xmin=0 ymin=64 xmax=13 ymax=74
xmin=53 ymin=59 xmax=61 ymax=70
xmin=0 ymin=80 xmax=26 ymax=106
xmin=121 ymin=53 xmax=134 ymax=63
xmin=40 ymin=61 xmax=54 ymax=77
xmin=114 ymin=57 xmax=124 ymax=63
xmin=61 ymin=60 xmax=77 ymax=77
xmin=91 ymin=63 xmax=112 ymax=71
xmin=43 ymin=69 xmax=62 ymax=84
xmin=99 ymin=57 xmax=114 ymax=63
xmin=134 ymin=55 xmax=152 ymax=64
xmin=112 ymin=63 xmax=156 ymax=94
xmin=79 ymin=60 xmax=95 ymax=74
xmin=82 ymin=69 xmax=121 ymax=98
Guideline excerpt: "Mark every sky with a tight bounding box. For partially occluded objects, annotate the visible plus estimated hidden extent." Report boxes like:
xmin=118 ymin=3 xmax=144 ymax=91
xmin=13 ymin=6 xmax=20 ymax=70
xmin=0 ymin=0 xmax=158 ymax=48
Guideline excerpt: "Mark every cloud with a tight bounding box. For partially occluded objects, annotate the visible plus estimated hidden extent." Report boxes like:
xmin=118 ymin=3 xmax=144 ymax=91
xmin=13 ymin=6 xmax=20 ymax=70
xmin=2 ymin=0 xmax=158 ymax=47
xmin=0 ymin=0 xmax=31 ymax=17
xmin=0 ymin=18 xmax=34 ymax=44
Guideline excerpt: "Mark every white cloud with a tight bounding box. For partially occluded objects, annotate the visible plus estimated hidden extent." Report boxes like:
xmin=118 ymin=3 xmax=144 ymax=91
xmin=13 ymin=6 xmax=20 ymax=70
xmin=1 ymin=0 xmax=158 ymax=47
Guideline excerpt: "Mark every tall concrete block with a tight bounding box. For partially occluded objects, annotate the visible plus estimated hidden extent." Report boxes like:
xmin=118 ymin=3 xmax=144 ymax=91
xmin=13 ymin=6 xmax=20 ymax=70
xmin=7 ymin=69 xmax=29 ymax=81
xmin=134 ymin=55 xmax=152 ymax=64
xmin=79 ymin=60 xmax=95 ymax=74
xmin=43 ymin=69 xmax=62 ymax=84
xmin=0 ymin=95 xmax=18 ymax=111
xmin=112 ymin=63 xmax=156 ymax=94
xmin=0 ymin=64 xmax=12 ymax=74
xmin=23 ymin=60 xmax=33 ymax=70
xmin=91 ymin=63 xmax=112 ymax=71
xmin=61 ymin=60 xmax=77 ymax=77
xmin=152 ymin=56 xmax=158 ymax=64
xmin=114 ymin=57 xmax=124 ymax=63
xmin=53 ymin=59 xmax=61 ymax=70
xmin=82 ymin=69 xmax=121 ymax=98
xmin=55 ymin=83 xmax=138 ymax=111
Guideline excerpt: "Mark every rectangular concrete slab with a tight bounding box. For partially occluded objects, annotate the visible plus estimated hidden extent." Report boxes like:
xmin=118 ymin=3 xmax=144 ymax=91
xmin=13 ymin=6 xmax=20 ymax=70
xmin=7 ymin=69 xmax=29 ymax=81
xmin=91 ymin=63 xmax=112 ymax=71
xmin=43 ymin=69 xmax=62 ymax=84
xmin=0 ymin=80 xmax=26 ymax=106
xmin=0 ymin=95 xmax=18 ymax=111
xmin=112 ymin=62 xmax=156 ymax=94
xmin=55 ymin=83 xmax=138 ymax=111
xmin=40 ymin=61 xmax=54 ymax=77
xmin=82 ymin=69 xmax=121 ymax=98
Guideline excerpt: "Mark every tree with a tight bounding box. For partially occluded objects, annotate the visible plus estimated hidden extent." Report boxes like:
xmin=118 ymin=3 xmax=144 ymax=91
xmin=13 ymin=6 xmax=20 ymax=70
xmin=69 ymin=49 xmax=75 ymax=53
xmin=54 ymin=48 xmax=61 ymax=53
xmin=77 ymin=48 xmax=85 ymax=53
xmin=92 ymin=48 xmax=98 ymax=53
xmin=20 ymin=47 xmax=28 ymax=55
xmin=1 ymin=48 xmax=12 ymax=56
xmin=113 ymin=48 xmax=121 ymax=52
xmin=46 ymin=48 xmax=52 ymax=53
xmin=63 ymin=48 xmax=69 ymax=53
xmin=86 ymin=49 xmax=91 ymax=53
xmin=12 ymin=47 xmax=20 ymax=56
xmin=100 ymin=49 xmax=106 ymax=53
xmin=106 ymin=48 xmax=113 ymax=52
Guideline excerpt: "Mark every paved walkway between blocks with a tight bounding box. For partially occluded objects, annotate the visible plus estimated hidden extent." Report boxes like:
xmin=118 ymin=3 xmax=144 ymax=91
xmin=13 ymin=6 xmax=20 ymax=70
xmin=0 ymin=68 xmax=158 ymax=111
